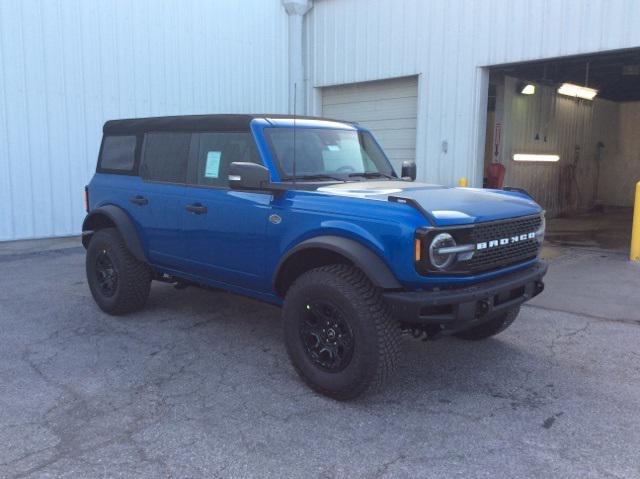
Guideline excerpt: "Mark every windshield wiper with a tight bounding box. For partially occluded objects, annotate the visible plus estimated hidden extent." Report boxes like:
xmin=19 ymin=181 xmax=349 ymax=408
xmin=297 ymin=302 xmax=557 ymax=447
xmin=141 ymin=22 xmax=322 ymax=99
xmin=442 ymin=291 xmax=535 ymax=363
xmin=348 ymin=172 xmax=396 ymax=180
xmin=281 ymin=174 xmax=347 ymax=182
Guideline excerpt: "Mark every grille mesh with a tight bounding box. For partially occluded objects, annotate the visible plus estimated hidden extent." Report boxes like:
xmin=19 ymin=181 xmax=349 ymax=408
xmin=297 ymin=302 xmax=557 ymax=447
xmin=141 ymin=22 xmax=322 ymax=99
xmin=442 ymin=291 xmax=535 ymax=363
xmin=467 ymin=215 xmax=542 ymax=273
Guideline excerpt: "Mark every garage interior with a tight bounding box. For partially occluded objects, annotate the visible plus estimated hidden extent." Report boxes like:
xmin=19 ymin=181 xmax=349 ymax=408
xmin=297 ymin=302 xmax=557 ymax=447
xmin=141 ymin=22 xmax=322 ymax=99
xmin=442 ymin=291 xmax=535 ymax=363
xmin=484 ymin=49 xmax=640 ymax=252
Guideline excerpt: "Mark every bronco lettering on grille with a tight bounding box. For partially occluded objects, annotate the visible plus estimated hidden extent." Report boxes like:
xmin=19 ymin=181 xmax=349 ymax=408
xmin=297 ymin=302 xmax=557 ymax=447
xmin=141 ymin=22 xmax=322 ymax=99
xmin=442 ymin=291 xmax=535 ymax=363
xmin=476 ymin=232 xmax=536 ymax=250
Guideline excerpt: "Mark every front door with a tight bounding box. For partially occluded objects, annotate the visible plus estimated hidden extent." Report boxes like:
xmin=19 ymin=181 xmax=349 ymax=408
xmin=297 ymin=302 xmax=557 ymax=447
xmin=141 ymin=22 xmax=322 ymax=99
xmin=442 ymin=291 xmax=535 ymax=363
xmin=181 ymin=131 xmax=271 ymax=291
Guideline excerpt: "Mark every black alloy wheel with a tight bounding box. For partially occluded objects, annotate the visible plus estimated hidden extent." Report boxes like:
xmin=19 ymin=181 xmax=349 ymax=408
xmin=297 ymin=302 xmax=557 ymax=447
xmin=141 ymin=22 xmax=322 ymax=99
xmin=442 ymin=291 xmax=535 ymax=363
xmin=299 ymin=300 xmax=355 ymax=372
xmin=95 ymin=249 xmax=118 ymax=297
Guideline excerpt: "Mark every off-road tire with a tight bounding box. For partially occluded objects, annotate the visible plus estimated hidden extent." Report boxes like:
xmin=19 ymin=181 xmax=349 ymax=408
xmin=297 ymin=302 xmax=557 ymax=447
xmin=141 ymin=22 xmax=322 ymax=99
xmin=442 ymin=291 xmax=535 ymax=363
xmin=86 ymin=227 xmax=151 ymax=315
xmin=454 ymin=306 xmax=520 ymax=340
xmin=283 ymin=265 xmax=401 ymax=400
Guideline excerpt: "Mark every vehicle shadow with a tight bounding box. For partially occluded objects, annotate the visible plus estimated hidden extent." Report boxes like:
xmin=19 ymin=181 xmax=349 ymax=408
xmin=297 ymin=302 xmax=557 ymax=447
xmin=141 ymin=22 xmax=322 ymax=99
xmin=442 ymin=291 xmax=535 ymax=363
xmin=136 ymin=282 xmax=551 ymax=410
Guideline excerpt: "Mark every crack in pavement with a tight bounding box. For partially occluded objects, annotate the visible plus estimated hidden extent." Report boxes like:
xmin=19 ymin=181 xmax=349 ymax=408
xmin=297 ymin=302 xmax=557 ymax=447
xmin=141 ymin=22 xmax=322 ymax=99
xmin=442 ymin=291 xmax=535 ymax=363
xmin=523 ymin=303 xmax=640 ymax=326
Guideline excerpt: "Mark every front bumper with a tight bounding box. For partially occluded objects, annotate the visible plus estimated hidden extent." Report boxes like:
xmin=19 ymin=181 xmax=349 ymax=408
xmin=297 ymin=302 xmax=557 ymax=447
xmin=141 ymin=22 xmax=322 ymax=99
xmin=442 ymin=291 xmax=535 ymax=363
xmin=383 ymin=261 xmax=547 ymax=330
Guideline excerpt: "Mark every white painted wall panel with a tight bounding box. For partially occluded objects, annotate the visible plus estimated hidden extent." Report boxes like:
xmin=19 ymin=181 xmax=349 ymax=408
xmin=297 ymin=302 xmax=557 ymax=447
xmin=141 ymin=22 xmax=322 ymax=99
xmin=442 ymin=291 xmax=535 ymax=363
xmin=306 ymin=0 xmax=640 ymax=187
xmin=322 ymin=76 xmax=418 ymax=170
xmin=599 ymin=101 xmax=640 ymax=206
xmin=3 ymin=0 xmax=640 ymax=240
xmin=0 ymin=0 xmax=288 ymax=241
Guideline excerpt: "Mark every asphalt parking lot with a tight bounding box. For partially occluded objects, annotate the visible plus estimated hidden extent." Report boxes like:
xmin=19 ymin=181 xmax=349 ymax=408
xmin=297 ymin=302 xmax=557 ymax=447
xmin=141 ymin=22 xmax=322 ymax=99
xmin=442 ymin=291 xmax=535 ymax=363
xmin=1 ymin=240 xmax=639 ymax=478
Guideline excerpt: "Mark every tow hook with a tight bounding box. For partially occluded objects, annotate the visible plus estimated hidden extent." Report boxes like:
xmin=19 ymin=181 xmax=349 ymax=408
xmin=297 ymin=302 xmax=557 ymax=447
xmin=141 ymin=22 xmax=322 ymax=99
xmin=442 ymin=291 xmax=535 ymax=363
xmin=476 ymin=299 xmax=490 ymax=318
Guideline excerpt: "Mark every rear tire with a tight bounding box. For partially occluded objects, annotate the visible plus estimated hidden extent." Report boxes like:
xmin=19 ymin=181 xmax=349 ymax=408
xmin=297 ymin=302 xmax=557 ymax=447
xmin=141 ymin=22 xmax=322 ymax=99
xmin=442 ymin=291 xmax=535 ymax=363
xmin=86 ymin=227 xmax=151 ymax=315
xmin=283 ymin=265 xmax=401 ymax=400
xmin=454 ymin=307 xmax=520 ymax=340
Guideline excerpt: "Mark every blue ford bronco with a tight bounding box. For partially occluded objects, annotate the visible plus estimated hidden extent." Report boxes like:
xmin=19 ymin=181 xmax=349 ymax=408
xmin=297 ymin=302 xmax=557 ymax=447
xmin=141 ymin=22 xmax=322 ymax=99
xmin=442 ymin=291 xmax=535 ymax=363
xmin=83 ymin=114 xmax=546 ymax=399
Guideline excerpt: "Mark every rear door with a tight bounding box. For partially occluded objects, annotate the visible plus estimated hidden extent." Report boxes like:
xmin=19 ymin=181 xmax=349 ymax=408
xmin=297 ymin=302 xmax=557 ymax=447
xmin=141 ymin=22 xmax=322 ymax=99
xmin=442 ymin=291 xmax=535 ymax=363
xmin=129 ymin=132 xmax=191 ymax=270
xmin=181 ymin=131 xmax=272 ymax=291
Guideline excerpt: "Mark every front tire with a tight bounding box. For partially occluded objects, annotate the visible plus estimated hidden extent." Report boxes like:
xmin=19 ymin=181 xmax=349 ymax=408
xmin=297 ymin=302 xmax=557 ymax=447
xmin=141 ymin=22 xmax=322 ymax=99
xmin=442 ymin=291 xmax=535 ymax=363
xmin=283 ymin=265 xmax=401 ymax=400
xmin=454 ymin=307 xmax=520 ymax=340
xmin=86 ymin=227 xmax=151 ymax=315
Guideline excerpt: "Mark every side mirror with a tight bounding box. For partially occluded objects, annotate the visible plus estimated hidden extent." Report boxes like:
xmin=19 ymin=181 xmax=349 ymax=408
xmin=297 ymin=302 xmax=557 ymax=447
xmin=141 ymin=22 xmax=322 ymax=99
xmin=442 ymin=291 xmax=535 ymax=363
xmin=401 ymin=161 xmax=416 ymax=181
xmin=228 ymin=162 xmax=272 ymax=191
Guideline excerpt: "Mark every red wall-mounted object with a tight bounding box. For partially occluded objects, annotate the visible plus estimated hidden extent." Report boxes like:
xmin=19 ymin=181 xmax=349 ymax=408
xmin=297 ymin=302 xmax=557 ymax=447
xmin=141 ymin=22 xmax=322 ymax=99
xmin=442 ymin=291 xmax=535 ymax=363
xmin=485 ymin=163 xmax=505 ymax=189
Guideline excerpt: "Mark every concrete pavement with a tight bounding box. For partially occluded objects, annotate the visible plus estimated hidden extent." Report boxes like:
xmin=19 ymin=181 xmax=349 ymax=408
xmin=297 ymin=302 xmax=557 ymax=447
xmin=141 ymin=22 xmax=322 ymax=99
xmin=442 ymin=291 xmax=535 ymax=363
xmin=0 ymin=241 xmax=639 ymax=478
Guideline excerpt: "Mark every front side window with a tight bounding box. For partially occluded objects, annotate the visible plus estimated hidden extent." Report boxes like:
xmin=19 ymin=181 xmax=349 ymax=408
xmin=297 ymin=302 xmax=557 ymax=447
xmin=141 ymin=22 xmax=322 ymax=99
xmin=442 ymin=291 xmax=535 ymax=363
xmin=99 ymin=135 xmax=137 ymax=172
xmin=264 ymin=128 xmax=396 ymax=181
xmin=141 ymin=132 xmax=191 ymax=183
xmin=194 ymin=132 xmax=261 ymax=187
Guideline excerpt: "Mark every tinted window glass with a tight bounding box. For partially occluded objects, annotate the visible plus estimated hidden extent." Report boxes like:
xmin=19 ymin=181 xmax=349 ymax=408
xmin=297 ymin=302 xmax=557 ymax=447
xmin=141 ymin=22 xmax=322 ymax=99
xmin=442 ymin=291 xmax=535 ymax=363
xmin=100 ymin=135 xmax=136 ymax=171
xmin=195 ymin=132 xmax=261 ymax=187
xmin=141 ymin=132 xmax=191 ymax=183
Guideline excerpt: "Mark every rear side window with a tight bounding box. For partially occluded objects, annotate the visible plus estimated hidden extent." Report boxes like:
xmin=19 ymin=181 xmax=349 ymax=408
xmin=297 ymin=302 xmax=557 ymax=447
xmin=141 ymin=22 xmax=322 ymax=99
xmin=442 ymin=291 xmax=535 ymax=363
xmin=99 ymin=135 xmax=137 ymax=172
xmin=194 ymin=132 xmax=261 ymax=187
xmin=141 ymin=132 xmax=191 ymax=183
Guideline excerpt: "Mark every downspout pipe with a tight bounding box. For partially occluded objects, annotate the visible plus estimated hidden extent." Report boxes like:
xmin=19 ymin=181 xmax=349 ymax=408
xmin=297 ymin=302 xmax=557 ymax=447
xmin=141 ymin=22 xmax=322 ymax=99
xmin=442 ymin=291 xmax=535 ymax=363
xmin=282 ymin=0 xmax=312 ymax=115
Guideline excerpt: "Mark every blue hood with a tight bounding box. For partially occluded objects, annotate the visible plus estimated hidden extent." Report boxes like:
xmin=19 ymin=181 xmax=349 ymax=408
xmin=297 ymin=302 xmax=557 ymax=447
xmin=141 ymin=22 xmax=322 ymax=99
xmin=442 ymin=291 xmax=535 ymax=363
xmin=316 ymin=181 xmax=542 ymax=226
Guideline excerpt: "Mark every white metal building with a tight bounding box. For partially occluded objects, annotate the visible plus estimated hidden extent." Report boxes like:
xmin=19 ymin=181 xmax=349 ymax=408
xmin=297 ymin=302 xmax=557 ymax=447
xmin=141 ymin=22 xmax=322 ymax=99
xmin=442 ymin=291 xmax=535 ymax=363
xmin=1 ymin=0 xmax=639 ymax=241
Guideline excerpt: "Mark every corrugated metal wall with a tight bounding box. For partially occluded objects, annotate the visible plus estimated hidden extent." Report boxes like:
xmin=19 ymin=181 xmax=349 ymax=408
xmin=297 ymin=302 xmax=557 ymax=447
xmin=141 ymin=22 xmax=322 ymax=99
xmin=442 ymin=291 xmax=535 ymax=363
xmin=3 ymin=0 xmax=640 ymax=240
xmin=0 ymin=0 xmax=288 ymax=241
xmin=498 ymin=77 xmax=619 ymax=217
xmin=305 ymin=0 xmax=640 ymax=187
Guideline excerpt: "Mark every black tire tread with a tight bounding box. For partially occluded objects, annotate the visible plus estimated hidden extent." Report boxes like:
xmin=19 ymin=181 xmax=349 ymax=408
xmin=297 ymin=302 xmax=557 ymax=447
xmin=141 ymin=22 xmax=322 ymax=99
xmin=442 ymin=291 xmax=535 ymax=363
xmin=285 ymin=264 xmax=401 ymax=399
xmin=87 ymin=228 xmax=151 ymax=315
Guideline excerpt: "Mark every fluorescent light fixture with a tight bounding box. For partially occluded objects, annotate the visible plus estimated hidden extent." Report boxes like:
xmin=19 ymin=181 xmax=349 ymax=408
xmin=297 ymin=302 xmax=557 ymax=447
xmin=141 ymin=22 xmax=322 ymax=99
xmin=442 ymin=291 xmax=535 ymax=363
xmin=557 ymin=83 xmax=598 ymax=100
xmin=520 ymin=84 xmax=535 ymax=95
xmin=513 ymin=154 xmax=560 ymax=162
xmin=516 ymin=81 xmax=536 ymax=95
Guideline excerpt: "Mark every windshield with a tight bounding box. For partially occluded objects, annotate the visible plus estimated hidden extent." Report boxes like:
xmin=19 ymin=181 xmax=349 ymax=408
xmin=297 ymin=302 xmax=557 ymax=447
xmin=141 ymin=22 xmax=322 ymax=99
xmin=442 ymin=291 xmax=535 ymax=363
xmin=264 ymin=128 xmax=396 ymax=181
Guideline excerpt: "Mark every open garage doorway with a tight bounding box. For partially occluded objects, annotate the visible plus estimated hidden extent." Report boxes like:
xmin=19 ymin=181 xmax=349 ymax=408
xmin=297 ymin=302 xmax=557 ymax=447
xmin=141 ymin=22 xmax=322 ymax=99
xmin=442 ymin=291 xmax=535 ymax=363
xmin=484 ymin=49 xmax=640 ymax=252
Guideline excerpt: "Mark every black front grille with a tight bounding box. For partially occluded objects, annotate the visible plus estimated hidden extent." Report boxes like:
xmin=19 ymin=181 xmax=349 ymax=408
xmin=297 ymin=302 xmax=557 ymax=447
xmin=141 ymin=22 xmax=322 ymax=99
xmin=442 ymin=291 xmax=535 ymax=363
xmin=467 ymin=215 xmax=542 ymax=273
xmin=473 ymin=215 xmax=543 ymax=243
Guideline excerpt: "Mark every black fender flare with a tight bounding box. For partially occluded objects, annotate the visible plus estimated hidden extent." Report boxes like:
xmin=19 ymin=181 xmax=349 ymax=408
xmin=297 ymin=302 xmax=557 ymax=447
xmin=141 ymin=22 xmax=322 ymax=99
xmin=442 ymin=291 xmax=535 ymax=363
xmin=273 ymin=235 xmax=402 ymax=293
xmin=82 ymin=205 xmax=147 ymax=262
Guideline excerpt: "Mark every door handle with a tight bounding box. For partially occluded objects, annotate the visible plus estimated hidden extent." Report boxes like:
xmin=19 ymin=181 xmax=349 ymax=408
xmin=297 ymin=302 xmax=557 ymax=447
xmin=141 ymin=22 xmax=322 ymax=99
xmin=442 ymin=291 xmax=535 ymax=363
xmin=185 ymin=203 xmax=207 ymax=215
xmin=129 ymin=195 xmax=148 ymax=206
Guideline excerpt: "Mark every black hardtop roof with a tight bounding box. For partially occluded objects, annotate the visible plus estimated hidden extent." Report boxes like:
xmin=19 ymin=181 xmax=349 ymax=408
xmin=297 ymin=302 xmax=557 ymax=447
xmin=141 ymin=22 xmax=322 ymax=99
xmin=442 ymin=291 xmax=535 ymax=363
xmin=103 ymin=114 xmax=354 ymax=135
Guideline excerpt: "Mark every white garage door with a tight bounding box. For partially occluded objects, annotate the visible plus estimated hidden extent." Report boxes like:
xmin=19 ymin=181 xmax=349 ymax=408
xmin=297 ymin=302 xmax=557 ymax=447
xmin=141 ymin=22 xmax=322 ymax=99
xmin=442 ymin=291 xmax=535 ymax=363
xmin=321 ymin=76 xmax=418 ymax=172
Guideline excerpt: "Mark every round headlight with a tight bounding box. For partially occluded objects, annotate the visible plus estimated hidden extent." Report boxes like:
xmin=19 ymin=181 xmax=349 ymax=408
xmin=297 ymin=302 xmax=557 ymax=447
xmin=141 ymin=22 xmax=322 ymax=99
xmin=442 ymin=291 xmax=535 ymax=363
xmin=429 ymin=233 xmax=457 ymax=270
